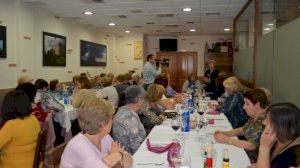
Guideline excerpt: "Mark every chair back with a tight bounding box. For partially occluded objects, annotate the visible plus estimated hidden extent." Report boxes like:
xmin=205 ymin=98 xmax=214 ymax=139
xmin=45 ymin=142 xmax=67 ymax=168
xmin=118 ymin=92 xmax=126 ymax=107
xmin=33 ymin=127 xmax=48 ymax=168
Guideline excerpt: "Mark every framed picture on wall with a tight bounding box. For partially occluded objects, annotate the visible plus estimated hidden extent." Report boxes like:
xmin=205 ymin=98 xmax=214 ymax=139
xmin=0 ymin=25 xmax=7 ymax=58
xmin=80 ymin=40 xmax=107 ymax=66
xmin=43 ymin=32 xmax=66 ymax=66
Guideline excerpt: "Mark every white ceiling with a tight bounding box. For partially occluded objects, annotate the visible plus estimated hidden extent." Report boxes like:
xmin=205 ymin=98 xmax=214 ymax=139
xmin=23 ymin=0 xmax=248 ymax=36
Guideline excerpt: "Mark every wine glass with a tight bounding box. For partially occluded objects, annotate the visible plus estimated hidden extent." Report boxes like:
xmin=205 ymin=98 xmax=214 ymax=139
xmin=202 ymin=116 xmax=209 ymax=139
xmin=195 ymin=119 xmax=204 ymax=141
xmin=198 ymin=103 xmax=206 ymax=116
xmin=171 ymin=117 xmax=181 ymax=140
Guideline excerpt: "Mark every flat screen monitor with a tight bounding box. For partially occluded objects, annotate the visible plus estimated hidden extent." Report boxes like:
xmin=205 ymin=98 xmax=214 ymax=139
xmin=159 ymin=39 xmax=177 ymax=51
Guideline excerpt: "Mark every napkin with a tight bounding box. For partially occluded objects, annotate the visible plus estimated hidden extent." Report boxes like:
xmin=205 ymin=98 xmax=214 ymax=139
xmin=208 ymin=119 xmax=215 ymax=125
xmin=146 ymin=138 xmax=181 ymax=167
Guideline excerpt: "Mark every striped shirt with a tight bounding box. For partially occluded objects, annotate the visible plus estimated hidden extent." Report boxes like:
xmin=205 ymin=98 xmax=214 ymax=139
xmin=143 ymin=62 xmax=161 ymax=84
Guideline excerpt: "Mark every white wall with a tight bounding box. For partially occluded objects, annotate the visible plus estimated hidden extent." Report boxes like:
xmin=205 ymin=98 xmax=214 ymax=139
xmin=0 ymin=0 xmax=144 ymax=89
xmin=147 ymin=35 xmax=231 ymax=76
xmin=113 ymin=34 xmax=144 ymax=75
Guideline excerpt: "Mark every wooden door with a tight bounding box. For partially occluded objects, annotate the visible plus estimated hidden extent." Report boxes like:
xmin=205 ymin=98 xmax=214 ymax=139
xmin=157 ymin=51 xmax=197 ymax=92
xmin=176 ymin=52 xmax=197 ymax=91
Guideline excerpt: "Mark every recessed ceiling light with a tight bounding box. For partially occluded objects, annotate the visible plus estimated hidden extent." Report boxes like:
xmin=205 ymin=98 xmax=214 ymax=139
xmin=125 ymin=30 xmax=130 ymax=33
xmin=190 ymin=29 xmax=196 ymax=32
xmin=183 ymin=8 xmax=192 ymax=12
xmin=268 ymin=23 xmax=274 ymax=26
xmin=108 ymin=22 xmax=116 ymax=26
xmin=264 ymin=28 xmax=271 ymax=31
xmin=83 ymin=11 xmax=94 ymax=15
xmin=224 ymin=28 xmax=230 ymax=31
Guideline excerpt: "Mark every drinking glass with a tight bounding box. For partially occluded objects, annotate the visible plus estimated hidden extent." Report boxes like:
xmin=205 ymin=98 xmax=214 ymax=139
xmin=195 ymin=119 xmax=204 ymax=141
xmin=171 ymin=117 xmax=181 ymax=140
xmin=170 ymin=150 xmax=191 ymax=168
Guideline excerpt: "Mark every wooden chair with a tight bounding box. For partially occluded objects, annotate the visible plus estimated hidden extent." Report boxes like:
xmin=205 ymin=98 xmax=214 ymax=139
xmin=33 ymin=128 xmax=48 ymax=168
xmin=44 ymin=143 xmax=67 ymax=168
xmin=118 ymin=92 xmax=126 ymax=108
xmin=0 ymin=88 xmax=14 ymax=110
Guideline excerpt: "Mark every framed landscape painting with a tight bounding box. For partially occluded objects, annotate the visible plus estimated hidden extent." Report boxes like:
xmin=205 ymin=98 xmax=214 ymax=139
xmin=43 ymin=32 xmax=66 ymax=66
xmin=80 ymin=40 xmax=107 ymax=66
xmin=0 ymin=25 xmax=6 ymax=58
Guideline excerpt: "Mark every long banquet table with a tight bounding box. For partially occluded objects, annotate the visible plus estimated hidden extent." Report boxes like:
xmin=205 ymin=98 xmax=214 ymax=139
xmin=133 ymin=109 xmax=251 ymax=168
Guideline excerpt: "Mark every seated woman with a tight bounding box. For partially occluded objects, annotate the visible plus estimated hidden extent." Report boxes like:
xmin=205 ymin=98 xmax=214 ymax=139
xmin=256 ymin=103 xmax=300 ymax=168
xmin=16 ymin=83 xmax=47 ymax=126
xmin=217 ymin=76 xmax=248 ymax=128
xmin=113 ymin=86 xmax=147 ymax=154
xmin=34 ymin=79 xmax=65 ymax=113
xmin=49 ymin=79 xmax=64 ymax=96
xmin=132 ymin=72 xmax=143 ymax=86
xmin=61 ymin=97 xmax=133 ymax=168
xmin=96 ymin=76 xmax=119 ymax=108
xmin=71 ymin=76 xmax=95 ymax=136
xmin=115 ymin=74 xmax=129 ymax=96
xmin=154 ymin=74 xmax=182 ymax=98
xmin=93 ymin=75 xmax=103 ymax=89
xmin=137 ymin=84 xmax=166 ymax=131
xmin=17 ymin=75 xmax=34 ymax=85
xmin=0 ymin=90 xmax=40 ymax=168
xmin=182 ymin=73 xmax=201 ymax=94
xmin=71 ymin=76 xmax=95 ymax=108
xmin=214 ymin=89 xmax=268 ymax=163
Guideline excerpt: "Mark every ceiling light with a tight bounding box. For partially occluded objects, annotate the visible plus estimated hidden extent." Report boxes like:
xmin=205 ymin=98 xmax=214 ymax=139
xmin=125 ymin=30 xmax=130 ymax=33
xmin=189 ymin=29 xmax=196 ymax=32
xmin=108 ymin=22 xmax=116 ymax=26
xmin=83 ymin=11 xmax=94 ymax=15
xmin=264 ymin=28 xmax=270 ymax=31
xmin=224 ymin=28 xmax=230 ymax=31
xmin=268 ymin=23 xmax=274 ymax=26
xmin=183 ymin=8 xmax=192 ymax=12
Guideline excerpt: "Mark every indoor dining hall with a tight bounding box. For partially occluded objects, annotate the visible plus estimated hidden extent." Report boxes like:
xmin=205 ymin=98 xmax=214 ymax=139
xmin=0 ymin=0 xmax=300 ymax=168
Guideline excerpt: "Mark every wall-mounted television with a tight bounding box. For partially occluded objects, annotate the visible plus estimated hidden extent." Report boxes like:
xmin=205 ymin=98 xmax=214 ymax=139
xmin=159 ymin=39 xmax=177 ymax=51
xmin=0 ymin=25 xmax=7 ymax=58
xmin=80 ymin=40 xmax=107 ymax=66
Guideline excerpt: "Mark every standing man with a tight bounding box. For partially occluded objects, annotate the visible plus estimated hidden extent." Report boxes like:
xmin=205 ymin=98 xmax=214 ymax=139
xmin=143 ymin=54 xmax=161 ymax=90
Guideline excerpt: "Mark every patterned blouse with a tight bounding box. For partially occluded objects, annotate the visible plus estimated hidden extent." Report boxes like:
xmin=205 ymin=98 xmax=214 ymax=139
xmin=137 ymin=101 xmax=165 ymax=129
xmin=242 ymin=114 xmax=266 ymax=163
xmin=218 ymin=91 xmax=248 ymax=128
xmin=112 ymin=105 xmax=146 ymax=155
xmin=35 ymin=90 xmax=65 ymax=113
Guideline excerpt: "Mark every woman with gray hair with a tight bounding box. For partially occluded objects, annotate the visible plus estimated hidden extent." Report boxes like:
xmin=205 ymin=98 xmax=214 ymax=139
xmin=60 ymin=97 xmax=132 ymax=168
xmin=112 ymin=85 xmax=146 ymax=155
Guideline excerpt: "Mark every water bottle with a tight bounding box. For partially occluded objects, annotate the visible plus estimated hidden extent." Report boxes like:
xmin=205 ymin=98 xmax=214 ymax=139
xmin=63 ymin=92 xmax=69 ymax=104
xmin=181 ymin=109 xmax=190 ymax=132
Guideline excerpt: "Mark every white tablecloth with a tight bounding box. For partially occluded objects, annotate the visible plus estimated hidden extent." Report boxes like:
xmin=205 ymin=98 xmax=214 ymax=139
xmin=133 ymin=112 xmax=251 ymax=168
xmin=53 ymin=89 xmax=99 ymax=132
xmin=53 ymin=100 xmax=78 ymax=132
